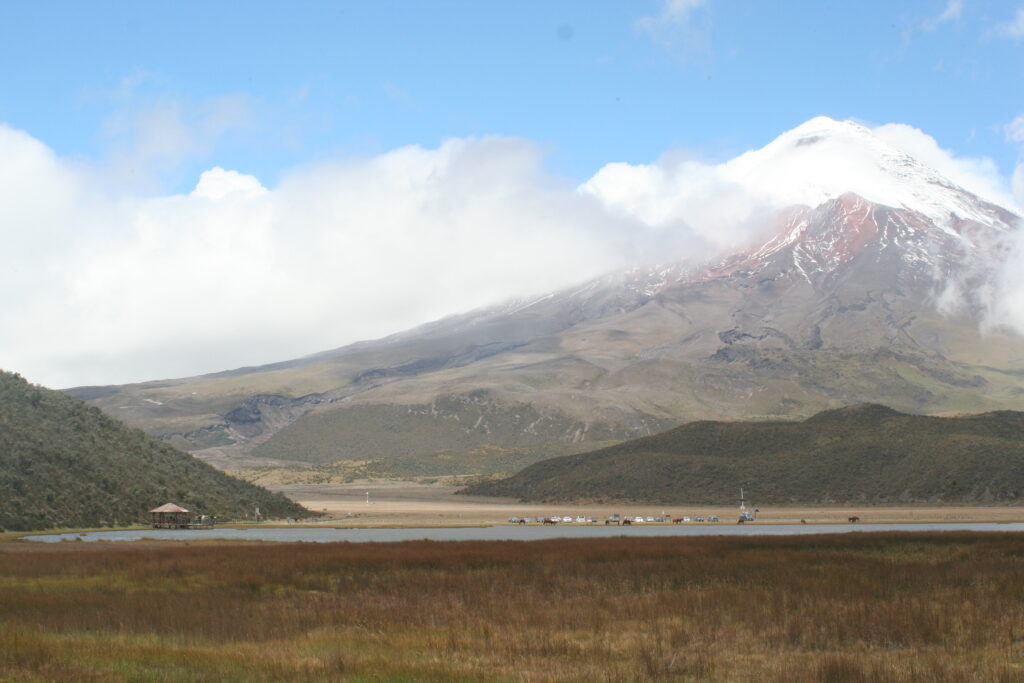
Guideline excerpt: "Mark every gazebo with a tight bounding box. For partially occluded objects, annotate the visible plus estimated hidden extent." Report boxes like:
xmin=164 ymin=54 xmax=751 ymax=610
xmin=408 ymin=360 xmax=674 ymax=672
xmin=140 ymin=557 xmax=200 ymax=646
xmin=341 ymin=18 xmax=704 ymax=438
xmin=150 ymin=503 xmax=190 ymax=528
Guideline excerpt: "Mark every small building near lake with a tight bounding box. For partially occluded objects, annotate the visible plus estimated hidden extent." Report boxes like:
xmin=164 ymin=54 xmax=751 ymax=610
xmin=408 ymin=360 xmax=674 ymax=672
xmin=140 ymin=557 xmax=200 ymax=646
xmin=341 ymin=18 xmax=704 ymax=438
xmin=149 ymin=503 xmax=212 ymax=529
xmin=150 ymin=503 xmax=190 ymax=528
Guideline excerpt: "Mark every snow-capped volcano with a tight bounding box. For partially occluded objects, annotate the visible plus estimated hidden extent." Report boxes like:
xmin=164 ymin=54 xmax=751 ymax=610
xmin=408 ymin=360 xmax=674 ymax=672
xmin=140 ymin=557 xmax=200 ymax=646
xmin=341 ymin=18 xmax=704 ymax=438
xmin=584 ymin=116 xmax=1019 ymax=257
xmin=695 ymin=119 xmax=1021 ymax=302
xmin=725 ymin=116 xmax=1017 ymax=230
xmin=78 ymin=117 xmax=1024 ymax=469
xmin=583 ymin=117 xmax=1021 ymax=303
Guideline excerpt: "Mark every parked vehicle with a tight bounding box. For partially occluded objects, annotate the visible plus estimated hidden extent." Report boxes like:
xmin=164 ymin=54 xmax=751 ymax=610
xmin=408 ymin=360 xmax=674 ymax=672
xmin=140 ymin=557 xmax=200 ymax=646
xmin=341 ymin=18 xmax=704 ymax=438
xmin=562 ymin=516 xmax=573 ymax=523
xmin=695 ymin=515 xmax=704 ymax=522
xmin=708 ymin=515 xmax=720 ymax=522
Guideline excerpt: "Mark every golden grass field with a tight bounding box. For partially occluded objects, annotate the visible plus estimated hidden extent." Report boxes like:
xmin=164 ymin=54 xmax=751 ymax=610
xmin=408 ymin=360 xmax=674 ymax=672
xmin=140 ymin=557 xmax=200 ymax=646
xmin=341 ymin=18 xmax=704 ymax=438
xmin=276 ymin=481 xmax=1024 ymax=526
xmin=2 ymin=532 xmax=1024 ymax=681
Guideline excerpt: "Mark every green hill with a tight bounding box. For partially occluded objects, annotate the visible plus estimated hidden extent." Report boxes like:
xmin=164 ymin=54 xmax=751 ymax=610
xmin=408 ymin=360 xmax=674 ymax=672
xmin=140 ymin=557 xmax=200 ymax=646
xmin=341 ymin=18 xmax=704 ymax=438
xmin=464 ymin=404 xmax=1024 ymax=504
xmin=0 ymin=370 xmax=308 ymax=531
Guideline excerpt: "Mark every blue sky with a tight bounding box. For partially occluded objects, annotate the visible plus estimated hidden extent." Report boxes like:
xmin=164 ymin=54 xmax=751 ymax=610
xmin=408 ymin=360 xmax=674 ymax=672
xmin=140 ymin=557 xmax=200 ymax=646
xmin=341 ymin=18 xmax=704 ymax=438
xmin=2 ymin=0 xmax=1021 ymax=191
xmin=2 ymin=0 xmax=1024 ymax=388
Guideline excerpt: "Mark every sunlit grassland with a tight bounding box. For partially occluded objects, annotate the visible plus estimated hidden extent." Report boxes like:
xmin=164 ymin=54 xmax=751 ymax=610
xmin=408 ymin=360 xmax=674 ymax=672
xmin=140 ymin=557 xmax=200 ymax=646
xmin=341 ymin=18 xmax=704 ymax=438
xmin=2 ymin=533 xmax=1024 ymax=681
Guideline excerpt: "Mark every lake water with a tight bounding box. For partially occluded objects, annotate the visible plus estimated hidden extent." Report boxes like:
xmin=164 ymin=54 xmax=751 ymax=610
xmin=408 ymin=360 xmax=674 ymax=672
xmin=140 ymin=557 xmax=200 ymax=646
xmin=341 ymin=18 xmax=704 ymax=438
xmin=24 ymin=522 xmax=1024 ymax=544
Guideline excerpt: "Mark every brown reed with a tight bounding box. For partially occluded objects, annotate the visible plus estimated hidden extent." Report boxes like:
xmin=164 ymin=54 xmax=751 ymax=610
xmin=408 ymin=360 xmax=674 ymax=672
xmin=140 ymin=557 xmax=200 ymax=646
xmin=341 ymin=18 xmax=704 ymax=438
xmin=0 ymin=532 xmax=1023 ymax=681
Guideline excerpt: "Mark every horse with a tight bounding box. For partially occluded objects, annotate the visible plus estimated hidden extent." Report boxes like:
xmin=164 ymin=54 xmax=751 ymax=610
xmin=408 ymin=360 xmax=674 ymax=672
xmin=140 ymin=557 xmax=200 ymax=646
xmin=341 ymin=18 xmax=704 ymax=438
xmin=542 ymin=518 xmax=557 ymax=525
xmin=622 ymin=518 xmax=632 ymax=525
xmin=672 ymin=518 xmax=684 ymax=525
xmin=737 ymin=517 xmax=745 ymax=524
xmin=848 ymin=516 xmax=860 ymax=523
xmin=517 ymin=518 xmax=526 ymax=525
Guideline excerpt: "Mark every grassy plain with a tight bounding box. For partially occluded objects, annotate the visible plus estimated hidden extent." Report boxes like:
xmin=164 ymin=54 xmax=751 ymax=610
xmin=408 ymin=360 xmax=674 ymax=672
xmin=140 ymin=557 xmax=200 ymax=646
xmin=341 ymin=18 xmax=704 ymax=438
xmin=3 ymin=533 xmax=1024 ymax=681
xmin=230 ymin=441 xmax=621 ymax=486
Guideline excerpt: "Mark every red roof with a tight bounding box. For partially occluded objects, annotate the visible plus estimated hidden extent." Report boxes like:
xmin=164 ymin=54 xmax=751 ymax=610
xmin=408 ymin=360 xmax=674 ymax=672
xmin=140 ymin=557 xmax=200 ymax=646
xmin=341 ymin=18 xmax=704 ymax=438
xmin=150 ymin=503 xmax=189 ymax=513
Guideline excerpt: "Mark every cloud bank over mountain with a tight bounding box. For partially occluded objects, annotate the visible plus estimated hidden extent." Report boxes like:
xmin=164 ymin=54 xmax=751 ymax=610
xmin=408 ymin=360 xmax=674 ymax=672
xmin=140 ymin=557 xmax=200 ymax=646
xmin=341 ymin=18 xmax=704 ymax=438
xmin=0 ymin=127 xmax=661 ymax=387
xmin=0 ymin=118 xmax=1021 ymax=388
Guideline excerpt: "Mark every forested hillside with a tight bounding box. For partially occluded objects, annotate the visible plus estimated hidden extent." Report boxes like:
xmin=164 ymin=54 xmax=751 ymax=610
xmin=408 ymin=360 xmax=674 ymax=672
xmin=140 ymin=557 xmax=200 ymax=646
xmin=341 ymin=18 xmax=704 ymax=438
xmin=466 ymin=405 xmax=1024 ymax=504
xmin=0 ymin=371 xmax=308 ymax=531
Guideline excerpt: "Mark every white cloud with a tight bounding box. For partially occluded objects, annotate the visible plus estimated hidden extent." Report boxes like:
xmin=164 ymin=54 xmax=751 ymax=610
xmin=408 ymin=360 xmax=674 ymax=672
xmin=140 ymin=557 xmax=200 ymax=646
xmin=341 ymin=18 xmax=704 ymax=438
xmin=636 ymin=0 xmax=711 ymax=53
xmin=1005 ymin=114 xmax=1024 ymax=207
xmin=937 ymin=0 xmax=964 ymax=22
xmin=579 ymin=156 xmax=774 ymax=253
xmin=1006 ymin=114 xmax=1024 ymax=145
xmin=980 ymin=114 xmax=1024 ymax=336
xmin=873 ymin=122 xmax=1017 ymax=208
xmin=995 ymin=7 xmax=1024 ymax=38
xmin=382 ymin=82 xmax=416 ymax=109
xmin=98 ymin=94 xmax=256 ymax=191
xmin=922 ymin=0 xmax=963 ymax=31
xmin=902 ymin=0 xmax=964 ymax=45
xmin=190 ymin=167 xmax=267 ymax=200
xmin=643 ymin=0 xmax=706 ymax=25
xmin=0 ymin=126 xmax=660 ymax=388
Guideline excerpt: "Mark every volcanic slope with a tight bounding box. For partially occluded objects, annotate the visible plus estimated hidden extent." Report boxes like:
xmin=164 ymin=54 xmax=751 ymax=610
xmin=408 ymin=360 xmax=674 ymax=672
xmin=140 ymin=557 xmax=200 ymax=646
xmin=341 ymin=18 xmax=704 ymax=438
xmin=70 ymin=117 xmax=1024 ymax=469
xmin=0 ymin=370 xmax=307 ymax=531
xmin=466 ymin=404 xmax=1024 ymax=504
